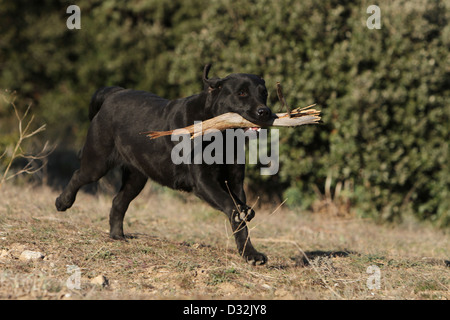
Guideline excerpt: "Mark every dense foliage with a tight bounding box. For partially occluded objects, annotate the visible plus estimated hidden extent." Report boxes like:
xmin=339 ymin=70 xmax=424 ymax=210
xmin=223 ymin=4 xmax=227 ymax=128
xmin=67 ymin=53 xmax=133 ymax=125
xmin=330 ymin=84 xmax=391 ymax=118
xmin=1 ymin=0 xmax=448 ymax=226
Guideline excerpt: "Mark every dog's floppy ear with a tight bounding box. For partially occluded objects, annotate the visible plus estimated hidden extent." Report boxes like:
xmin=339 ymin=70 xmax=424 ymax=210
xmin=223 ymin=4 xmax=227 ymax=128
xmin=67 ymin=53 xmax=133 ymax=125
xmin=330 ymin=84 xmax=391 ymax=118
xmin=203 ymin=64 xmax=222 ymax=91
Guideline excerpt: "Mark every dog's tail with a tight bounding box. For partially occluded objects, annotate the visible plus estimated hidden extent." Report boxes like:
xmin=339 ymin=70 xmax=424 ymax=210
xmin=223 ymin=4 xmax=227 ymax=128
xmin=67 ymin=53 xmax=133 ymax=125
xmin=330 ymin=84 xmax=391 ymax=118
xmin=88 ymin=86 xmax=124 ymax=121
xmin=78 ymin=86 xmax=124 ymax=160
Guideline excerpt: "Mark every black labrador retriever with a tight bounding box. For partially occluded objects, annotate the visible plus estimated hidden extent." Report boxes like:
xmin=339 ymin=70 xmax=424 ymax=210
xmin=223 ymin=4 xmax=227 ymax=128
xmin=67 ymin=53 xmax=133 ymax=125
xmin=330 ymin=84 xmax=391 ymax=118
xmin=56 ymin=64 xmax=272 ymax=265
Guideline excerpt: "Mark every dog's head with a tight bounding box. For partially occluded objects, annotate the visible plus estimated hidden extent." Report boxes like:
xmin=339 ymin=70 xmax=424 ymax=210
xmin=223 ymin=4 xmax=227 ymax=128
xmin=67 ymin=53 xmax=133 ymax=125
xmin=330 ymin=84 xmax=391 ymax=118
xmin=203 ymin=64 xmax=272 ymax=125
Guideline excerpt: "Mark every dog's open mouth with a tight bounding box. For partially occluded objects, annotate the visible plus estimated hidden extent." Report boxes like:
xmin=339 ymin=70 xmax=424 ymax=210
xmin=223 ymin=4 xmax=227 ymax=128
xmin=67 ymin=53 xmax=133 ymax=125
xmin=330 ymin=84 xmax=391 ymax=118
xmin=243 ymin=127 xmax=261 ymax=133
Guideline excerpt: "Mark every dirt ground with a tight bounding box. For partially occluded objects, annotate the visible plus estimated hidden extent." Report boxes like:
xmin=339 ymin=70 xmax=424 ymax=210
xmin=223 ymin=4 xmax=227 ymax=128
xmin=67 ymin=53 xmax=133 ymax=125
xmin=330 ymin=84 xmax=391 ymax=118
xmin=0 ymin=183 xmax=448 ymax=300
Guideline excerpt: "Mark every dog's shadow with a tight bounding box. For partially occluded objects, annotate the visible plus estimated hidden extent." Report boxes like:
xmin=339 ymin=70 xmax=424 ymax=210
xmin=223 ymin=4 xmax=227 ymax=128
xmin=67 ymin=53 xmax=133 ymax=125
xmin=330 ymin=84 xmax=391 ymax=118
xmin=104 ymin=232 xmax=356 ymax=269
xmin=292 ymin=250 xmax=354 ymax=267
xmin=268 ymin=250 xmax=355 ymax=269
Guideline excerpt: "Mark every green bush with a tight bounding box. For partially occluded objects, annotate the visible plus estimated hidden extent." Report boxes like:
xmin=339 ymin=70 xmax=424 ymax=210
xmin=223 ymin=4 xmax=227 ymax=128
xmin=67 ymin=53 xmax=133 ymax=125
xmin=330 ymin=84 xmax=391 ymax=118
xmin=167 ymin=0 xmax=450 ymax=226
xmin=0 ymin=0 xmax=448 ymax=225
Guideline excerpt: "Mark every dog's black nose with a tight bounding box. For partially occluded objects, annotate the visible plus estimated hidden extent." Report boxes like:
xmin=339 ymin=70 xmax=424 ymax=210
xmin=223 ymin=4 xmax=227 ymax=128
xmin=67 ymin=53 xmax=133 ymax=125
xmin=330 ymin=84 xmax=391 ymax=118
xmin=257 ymin=107 xmax=271 ymax=119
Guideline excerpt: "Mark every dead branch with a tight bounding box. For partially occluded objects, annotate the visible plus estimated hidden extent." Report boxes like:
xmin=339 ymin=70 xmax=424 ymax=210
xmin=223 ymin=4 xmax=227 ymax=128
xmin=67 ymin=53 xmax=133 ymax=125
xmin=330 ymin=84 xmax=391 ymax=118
xmin=3 ymin=141 xmax=55 ymax=182
xmin=0 ymin=96 xmax=53 ymax=188
xmin=144 ymin=104 xmax=320 ymax=139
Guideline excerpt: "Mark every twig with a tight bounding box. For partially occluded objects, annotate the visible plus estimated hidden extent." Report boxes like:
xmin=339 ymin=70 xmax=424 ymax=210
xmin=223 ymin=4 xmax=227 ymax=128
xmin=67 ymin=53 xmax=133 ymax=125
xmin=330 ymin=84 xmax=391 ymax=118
xmin=224 ymin=180 xmax=240 ymax=213
xmin=0 ymin=98 xmax=52 ymax=188
xmin=248 ymin=198 xmax=288 ymax=233
xmin=224 ymin=180 xmax=251 ymax=257
xmin=276 ymin=82 xmax=291 ymax=117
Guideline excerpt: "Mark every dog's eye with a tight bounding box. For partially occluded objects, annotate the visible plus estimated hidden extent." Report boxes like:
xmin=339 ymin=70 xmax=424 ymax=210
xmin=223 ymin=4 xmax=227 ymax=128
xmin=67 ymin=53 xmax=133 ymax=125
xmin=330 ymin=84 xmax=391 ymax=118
xmin=238 ymin=90 xmax=247 ymax=97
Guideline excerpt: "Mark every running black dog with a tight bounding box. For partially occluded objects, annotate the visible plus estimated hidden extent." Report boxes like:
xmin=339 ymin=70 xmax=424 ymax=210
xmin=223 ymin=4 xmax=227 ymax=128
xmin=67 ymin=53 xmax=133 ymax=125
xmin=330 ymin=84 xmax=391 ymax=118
xmin=56 ymin=65 xmax=272 ymax=265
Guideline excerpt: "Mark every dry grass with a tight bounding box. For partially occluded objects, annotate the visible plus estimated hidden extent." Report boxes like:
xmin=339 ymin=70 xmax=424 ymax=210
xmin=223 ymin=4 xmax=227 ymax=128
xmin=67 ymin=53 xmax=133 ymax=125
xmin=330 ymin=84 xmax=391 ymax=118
xmin=0 ymin=183 xmax=448 ymax=300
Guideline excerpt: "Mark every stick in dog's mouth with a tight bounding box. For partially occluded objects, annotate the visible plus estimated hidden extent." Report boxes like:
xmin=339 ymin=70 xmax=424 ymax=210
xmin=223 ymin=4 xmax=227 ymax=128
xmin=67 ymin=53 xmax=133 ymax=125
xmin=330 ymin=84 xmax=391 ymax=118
xmin=142 ymin=104 xmax=320 ymax=140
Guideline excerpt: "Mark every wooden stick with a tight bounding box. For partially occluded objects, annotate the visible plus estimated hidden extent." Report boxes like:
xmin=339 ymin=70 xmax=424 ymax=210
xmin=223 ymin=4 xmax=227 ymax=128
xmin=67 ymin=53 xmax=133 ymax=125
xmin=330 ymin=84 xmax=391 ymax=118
xmin=143 ymin=104 xmax=320 ymax=139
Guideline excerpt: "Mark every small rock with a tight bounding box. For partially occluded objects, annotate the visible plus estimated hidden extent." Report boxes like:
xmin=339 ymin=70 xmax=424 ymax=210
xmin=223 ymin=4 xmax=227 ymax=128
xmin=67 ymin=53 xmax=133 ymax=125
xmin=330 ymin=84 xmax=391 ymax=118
xmin=0 ymin=249 xmax=9 ymax=260
xmin=91 ymin=275 xmax=109 ymax=287
xmin=261 ymin=283 xmax=272 ymax=290
xmin=19 ymin=250 xmax=44 ymax=261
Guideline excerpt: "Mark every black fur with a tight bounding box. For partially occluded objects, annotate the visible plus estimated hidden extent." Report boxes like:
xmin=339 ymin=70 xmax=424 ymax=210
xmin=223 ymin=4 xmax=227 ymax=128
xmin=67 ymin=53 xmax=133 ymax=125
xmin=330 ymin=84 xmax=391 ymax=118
xmin=56 ymin=65 xmax=272 ymax=265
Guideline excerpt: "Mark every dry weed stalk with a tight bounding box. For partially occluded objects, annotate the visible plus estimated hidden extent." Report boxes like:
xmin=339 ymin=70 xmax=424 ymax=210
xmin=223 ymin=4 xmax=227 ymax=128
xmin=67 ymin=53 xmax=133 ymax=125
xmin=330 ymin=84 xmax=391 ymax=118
xmin=221 ymin=187 xmax=344 ymax=298
xmin=0 ymin=93 xmax=53 ymax=188
xmin=223 ymin=180 xmax=287 ymax=263
xmin=276 ymin=82 xmax=291 ymax=116
xmin=222 ymin=181 xmax=344 ymax=298
xmin=312 ymin=172 xmax=354 ymax=217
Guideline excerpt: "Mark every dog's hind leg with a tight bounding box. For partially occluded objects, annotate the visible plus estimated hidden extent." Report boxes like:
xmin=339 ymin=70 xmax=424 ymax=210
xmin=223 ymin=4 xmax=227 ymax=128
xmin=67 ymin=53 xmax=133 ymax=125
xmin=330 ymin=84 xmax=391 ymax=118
xmin=109 ymin=167 xmax=147 ymax=240
xmin=55 ymin=125 xmax=113 ymax=211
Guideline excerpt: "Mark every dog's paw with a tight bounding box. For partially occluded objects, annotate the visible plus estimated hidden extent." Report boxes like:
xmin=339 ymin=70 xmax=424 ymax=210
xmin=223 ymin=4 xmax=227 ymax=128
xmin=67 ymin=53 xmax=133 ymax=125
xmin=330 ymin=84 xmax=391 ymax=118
xmin=109 ymin=233 xmax=128 ymax=241
xmin=245 ymin=251 xmax=268 ymax=266
xmin=55 ymin=196 xmax=72 ymax=212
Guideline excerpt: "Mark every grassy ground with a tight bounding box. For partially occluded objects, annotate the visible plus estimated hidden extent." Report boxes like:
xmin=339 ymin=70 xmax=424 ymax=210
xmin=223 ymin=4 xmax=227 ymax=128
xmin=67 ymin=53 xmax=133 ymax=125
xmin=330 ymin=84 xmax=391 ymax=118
xmin=0 ymin=183 xmax=448 ymax=300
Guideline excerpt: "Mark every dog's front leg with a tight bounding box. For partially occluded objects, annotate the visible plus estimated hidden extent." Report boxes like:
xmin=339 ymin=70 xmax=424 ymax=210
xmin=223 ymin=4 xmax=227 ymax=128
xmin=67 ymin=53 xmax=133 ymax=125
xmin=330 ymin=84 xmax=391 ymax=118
xmin=229 ymin=208 xmax=267 ymax=265
xmin=194 ymin=178 xmax=267 ymax=265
